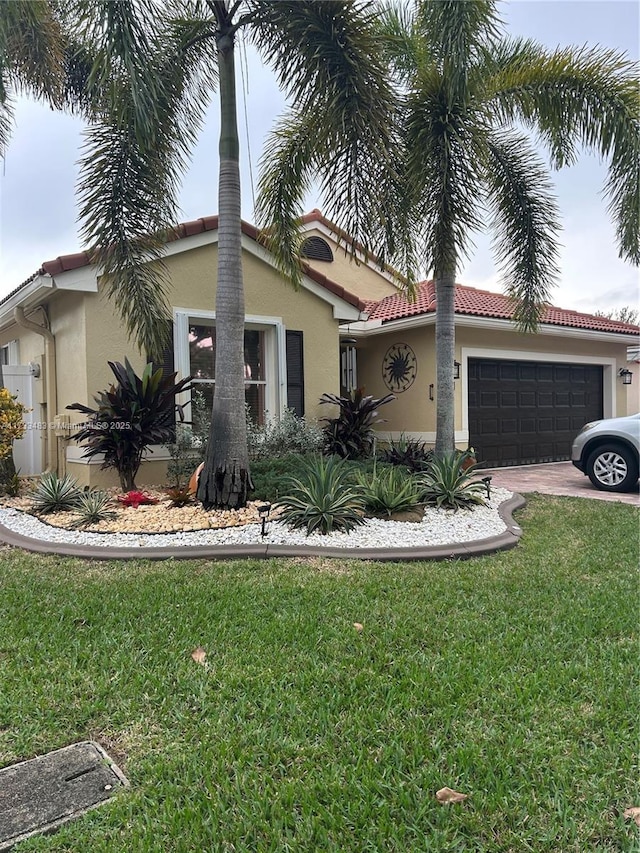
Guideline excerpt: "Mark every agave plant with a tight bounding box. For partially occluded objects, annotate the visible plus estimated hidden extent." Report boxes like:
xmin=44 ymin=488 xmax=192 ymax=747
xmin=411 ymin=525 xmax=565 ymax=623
xmin=71 ymin=490 xmax=117 ymax=528
xmin=68 ymin=360 xmax=193 ymax=491
xmin=420 ymin=453 xmax=486 ymax=510
xmin=31 ymin=472 xmax=82 ymax=514
xmin=319 ymin=389 xmax=395 ymax=460
xmin=355 ymin=461 xmax=422 ymax=517
xmin=277 ymin=455 xmax=366 ymax=535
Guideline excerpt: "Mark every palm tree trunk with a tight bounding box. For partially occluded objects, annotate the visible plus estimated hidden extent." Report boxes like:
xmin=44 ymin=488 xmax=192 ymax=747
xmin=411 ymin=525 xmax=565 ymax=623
xmin=434 ymin=266 xmax=457 ymax=456
xmin=197 ymin=28 xmax=252 ymax=509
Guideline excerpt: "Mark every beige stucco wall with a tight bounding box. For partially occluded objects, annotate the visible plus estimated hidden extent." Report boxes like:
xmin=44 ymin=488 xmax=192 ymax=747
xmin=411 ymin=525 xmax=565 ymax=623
xmin=302 ymin=227 xmax=398 ymax=302
xmin=157 ymin=240 xmax=342 ymax=421
xmin=65 ymin=239 xmax=346 ymax=487
xmin=355 ymin=321 xmax=635 ymax=448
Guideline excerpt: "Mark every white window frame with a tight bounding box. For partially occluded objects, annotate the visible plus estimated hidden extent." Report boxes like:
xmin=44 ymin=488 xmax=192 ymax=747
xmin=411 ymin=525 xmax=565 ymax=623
xmin=1 ymin=340 xmax=19 ymax=367
xmin=174 ymin=309 xmax=286 ymax=423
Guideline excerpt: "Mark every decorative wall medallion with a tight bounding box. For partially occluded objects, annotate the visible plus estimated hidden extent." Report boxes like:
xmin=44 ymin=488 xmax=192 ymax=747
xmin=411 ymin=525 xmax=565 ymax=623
xmin=382 ymin=343 xmax=417 ymax=392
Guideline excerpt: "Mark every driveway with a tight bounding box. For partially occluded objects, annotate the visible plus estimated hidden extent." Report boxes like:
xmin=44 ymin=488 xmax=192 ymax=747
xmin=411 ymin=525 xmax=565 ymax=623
xmin=483 ymin=461 xmax=640 ymax=505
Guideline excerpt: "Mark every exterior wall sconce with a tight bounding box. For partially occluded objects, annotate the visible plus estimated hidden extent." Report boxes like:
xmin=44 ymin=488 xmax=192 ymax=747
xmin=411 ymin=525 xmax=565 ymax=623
xmin=618 ymin=368 xmax=633 ymax=385
xmin=453 ymin=361 xmax=461 ymax=380
xmin=429 ymin=384 xmax=434 ymax=401
xmin=258 ymin=503 xmax=271 ymax=537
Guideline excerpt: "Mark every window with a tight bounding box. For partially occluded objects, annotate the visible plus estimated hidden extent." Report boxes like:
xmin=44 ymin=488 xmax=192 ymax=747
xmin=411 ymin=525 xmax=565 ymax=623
xmin=0 ymin=346 xmax=7 ymax=367
xmin=189 ymin=323 xmax=267 ymax=424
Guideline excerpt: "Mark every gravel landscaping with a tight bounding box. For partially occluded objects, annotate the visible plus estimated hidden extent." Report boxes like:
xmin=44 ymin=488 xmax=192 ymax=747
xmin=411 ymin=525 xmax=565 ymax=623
xmin=0 ymin=487 xmax=515 ymax=549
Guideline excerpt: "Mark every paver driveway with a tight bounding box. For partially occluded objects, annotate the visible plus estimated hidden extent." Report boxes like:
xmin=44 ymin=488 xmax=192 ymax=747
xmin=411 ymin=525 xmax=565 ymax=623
xmin=483 ymin=461 xmax=639 ymax=505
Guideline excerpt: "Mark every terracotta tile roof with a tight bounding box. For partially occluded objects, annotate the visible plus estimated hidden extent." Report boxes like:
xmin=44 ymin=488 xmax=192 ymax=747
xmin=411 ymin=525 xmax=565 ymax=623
xmin=365 ymin=280 xmax=640 ymax=335
xmin=1 ymin=215 xmax=367 ymax=313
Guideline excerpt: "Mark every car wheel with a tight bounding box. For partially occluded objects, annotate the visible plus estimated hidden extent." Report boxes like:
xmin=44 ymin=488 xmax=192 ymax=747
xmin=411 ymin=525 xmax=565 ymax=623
xmin=586 ymin=443 xmax=639 ymax=492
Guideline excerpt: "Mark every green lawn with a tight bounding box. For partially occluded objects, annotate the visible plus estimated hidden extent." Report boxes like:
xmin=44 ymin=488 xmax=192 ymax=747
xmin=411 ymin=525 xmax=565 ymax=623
xmin=0 ymin=494 xmax=638 ymax=852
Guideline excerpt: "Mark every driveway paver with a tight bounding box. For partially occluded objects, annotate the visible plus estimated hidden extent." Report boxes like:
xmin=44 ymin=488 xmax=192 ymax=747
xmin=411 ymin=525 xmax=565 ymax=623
xmin=483 ymin=461 xmax=639 ymax=505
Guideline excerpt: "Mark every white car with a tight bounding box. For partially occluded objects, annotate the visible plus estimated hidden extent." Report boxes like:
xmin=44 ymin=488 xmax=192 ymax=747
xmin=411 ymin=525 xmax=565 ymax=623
xmin=571 ymin=414 xmax=640 ymax=492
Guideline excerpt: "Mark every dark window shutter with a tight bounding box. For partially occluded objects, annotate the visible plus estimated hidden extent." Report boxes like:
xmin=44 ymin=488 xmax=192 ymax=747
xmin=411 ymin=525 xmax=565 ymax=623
xmin=286 ymin=330 xmax=305 ymax=417
xmin=147 ymin=321 xmax=175 ymax=378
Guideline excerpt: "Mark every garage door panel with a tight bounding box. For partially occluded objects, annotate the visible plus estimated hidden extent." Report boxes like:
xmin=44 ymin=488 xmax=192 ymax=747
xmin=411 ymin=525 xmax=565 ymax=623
xmin=469 ymin=358 xmax=603 ymax=467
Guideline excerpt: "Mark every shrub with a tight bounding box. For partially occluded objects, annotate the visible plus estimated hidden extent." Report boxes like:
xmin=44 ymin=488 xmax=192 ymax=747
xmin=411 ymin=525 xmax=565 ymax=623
xmin=277 ymin=455 xmax=366 ymax=535
xmin=31 ymin=473 xmax=82 ymax=513
xmin=71 ymin=490 xmax=117 ymax=528
xmin=117 ymin=490 xmax=159 ymax=509
xmin=249 ymin=454 xmax=315 ymax=502
xmin=319 ymin=388 xmax=395 ymax=459
xmin=420 ymin=452 xmax=486 ymax=510
xmin=165 ymin=423 xmax=200 ymax=488
xmin=381 ymin=435 xmax=434 ymax=472
xmin=0 ymin=387 xmax=26 ymax=460
xmin=68 ymin=360 xmax=192 ymax=492
xmin=355 ymin=461 xmax=422 ymax=516
xmin=247 ymin=407 xmax=324 ymax=460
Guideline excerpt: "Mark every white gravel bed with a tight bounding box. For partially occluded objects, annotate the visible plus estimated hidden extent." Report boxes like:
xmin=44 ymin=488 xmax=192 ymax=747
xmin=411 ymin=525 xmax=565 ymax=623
xmin=0 ymin=488 xmax=514 ymax=550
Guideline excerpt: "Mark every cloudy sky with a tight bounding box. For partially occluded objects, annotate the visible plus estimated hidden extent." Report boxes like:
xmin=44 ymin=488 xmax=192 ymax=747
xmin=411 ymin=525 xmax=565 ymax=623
xmin=1 ymin=0 xmax=638 ymax=315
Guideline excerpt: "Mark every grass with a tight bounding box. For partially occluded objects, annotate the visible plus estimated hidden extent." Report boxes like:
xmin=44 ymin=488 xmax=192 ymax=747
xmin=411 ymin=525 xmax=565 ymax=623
xmin=0 ymin=494 xmax=638 ymax=852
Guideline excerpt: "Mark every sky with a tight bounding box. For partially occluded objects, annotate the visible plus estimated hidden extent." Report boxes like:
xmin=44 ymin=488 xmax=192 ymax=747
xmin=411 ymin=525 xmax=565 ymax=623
xmin=1 ymin=0 xmax=639 ymax=316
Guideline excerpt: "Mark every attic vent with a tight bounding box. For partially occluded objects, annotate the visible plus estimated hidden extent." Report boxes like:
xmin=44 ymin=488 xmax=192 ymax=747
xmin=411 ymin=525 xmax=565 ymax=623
xmin=300 ymin=236 xmax=333 ymax=262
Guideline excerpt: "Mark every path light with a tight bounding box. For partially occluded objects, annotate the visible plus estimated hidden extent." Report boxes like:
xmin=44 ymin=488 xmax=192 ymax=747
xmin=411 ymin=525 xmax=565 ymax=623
xmin=618 ymin=368 xmax=633 ymax=385
xmin=258 ymin=503 xmax=271 ymax=537
xmin=481 ymin=476 xmax=492 ymax=499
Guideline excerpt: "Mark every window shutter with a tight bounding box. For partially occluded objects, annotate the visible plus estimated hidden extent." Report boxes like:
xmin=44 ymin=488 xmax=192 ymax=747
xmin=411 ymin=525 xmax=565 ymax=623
xmin=147 ymin=322 xmax=175 ymax=378
xmin=286 ymin=330 xmax=305 ymax=417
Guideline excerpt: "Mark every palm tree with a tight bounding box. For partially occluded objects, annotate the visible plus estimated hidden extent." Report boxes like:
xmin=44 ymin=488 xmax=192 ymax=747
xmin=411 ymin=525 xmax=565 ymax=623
xmin=260 ymin=0 xmax=639 ymax=455
xmin=76 ymin=0 xmax=397 ymax=508
xmin=0 ymin=0 xmax=71 ymax=484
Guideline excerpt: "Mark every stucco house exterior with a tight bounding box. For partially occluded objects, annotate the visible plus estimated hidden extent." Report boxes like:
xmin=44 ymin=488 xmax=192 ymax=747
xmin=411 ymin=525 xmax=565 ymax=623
xmin=1 ymin=210 xmax=637 ymax=487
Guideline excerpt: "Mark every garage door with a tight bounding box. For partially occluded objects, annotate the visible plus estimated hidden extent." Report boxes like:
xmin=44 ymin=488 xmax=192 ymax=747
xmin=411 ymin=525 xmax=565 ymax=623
xmin=468 ymin=359 xmax=603 ymax=467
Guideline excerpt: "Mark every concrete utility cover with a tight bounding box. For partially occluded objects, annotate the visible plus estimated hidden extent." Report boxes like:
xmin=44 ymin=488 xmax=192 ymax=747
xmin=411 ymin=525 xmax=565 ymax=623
xmin=0 ymin=741 xmax=128 ymax=850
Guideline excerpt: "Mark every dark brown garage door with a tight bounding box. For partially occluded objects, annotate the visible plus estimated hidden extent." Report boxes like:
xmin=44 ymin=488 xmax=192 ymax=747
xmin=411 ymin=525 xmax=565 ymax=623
xmin=468 ymin=359 xmax=603 ymax=467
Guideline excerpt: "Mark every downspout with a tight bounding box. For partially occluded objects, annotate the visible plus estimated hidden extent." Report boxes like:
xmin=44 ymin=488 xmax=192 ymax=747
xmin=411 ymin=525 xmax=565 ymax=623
xmin=13 ymin=306 xmax=58 ymax=473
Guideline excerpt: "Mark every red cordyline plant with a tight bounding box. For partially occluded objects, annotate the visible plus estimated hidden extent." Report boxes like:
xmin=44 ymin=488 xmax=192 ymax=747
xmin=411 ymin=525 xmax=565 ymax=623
xmin=117 ymin=490 xmax=159 ymax=509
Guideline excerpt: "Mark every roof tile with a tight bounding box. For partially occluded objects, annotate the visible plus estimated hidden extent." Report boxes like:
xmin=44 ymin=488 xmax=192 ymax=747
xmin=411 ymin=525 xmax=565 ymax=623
xmin=366 ymin=280 xmax=640 ymax=335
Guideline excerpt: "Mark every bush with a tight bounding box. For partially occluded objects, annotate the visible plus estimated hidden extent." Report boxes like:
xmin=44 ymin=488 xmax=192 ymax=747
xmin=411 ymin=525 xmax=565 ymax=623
xmin=277 ymin=454 xmax=366 ymax=535
xmin=319 ymin=388 xmax=395 ymax=459
xmin=31 ymin=473 xmax=82 ymax=514
xmin=247 ymin=407 xmax=324 ymax=460
xmin=117 ymin=490 xmax=159 ymax=508
xmin=355 ymin=462 xmax=422 ymax=516
xmin=0 ymin=387 xmax=26 ymax=460
xmin=420 ymin=452 xmax=486 ymax=510
xmin=250 ymin=454 xmax=317 ymax=502
xmin=381 ymin=435 xmax=434 ymax=472
xmin=165 ymin=424 xmax=200 ymax=488
xmin=164 ymin=485 xmax=194 ymax=507
xmin=68 ymin=360 xmax=192 ymax=492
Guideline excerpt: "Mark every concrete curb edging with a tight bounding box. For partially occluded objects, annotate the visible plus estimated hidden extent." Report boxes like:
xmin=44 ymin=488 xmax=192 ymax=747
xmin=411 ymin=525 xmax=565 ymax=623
xmin=0 ymin=495 xmax=526 ymax=563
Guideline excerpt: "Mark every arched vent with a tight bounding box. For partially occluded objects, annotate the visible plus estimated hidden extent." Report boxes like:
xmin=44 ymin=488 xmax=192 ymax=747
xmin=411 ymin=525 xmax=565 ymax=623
xmin=300 ymin=236 xmax=334 ymax=262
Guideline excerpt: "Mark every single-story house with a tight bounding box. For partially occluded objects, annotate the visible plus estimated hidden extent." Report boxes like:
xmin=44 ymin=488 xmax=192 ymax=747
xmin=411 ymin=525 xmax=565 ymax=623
xmin=1 ymin=210 xmax=638 ymax=487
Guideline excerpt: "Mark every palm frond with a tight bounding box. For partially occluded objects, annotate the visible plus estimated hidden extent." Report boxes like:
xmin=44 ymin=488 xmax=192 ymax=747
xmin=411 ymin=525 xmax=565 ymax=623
xmin=0 ymin=0 xmax=66 ymax=155
xmin=485 ymin=130 xmax=560 ymax=331
xmin=487 ymin=39 xmax=640 ymax=264
xmin=77 ymin=3 xmax=215 ymax=359
xmin=253 ymin=0 xmax=407 ymax=268
xmin=414 ymin=0 xmax=501 ymax=97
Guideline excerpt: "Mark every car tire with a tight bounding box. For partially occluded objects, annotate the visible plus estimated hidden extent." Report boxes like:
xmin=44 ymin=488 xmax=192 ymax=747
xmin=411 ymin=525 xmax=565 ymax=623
xmin=586 ymin=443 xmax=639 ymax=492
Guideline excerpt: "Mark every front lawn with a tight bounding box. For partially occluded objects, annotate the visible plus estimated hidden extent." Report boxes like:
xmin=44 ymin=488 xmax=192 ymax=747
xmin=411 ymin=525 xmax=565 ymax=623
xmin=0 ymin=495 xmax=638 ymax=852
